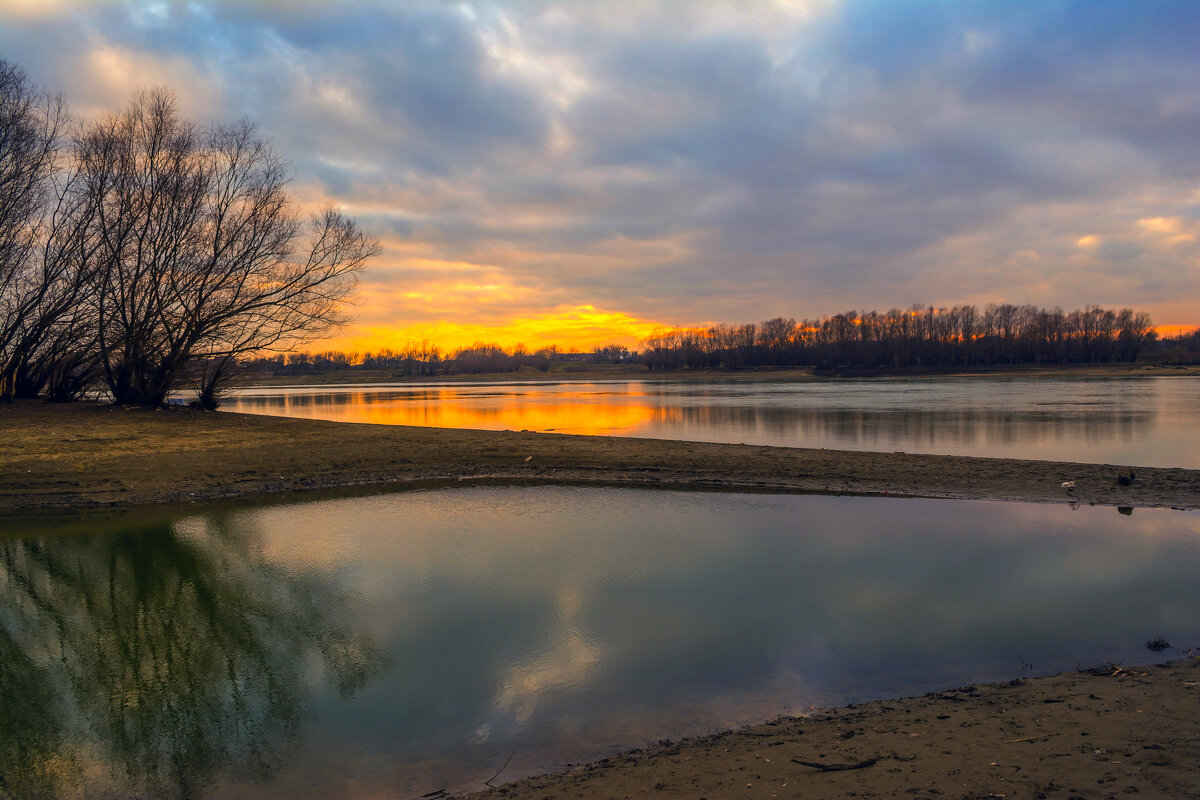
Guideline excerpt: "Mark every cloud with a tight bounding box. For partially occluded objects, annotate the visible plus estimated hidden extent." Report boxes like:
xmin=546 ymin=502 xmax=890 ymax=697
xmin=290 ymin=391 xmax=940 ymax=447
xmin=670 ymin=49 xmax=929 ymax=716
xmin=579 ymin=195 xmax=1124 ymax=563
xmin=326 ymin=304 xmax=666 ymax=353
xmin=1 ymin=0 xmax=1198 ymax=348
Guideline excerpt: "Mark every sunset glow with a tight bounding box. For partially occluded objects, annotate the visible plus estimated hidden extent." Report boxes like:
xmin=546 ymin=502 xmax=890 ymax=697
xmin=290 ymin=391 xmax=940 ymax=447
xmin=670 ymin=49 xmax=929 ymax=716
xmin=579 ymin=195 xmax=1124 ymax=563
xmin=1 ymin=0 xmax=1197 ymax=352
xmin=5 ymin=5 xmax=1200 ymax=796
xmin=1155 ymin=324 xmax=1200 ymax=339
xmin=321 ymin=305 xmax=668 ymax=353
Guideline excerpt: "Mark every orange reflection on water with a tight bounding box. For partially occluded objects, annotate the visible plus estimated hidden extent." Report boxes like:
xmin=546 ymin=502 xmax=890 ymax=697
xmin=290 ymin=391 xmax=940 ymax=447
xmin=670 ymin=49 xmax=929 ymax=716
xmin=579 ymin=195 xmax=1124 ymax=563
xmin=235 ymin=387 xmax=659 ymax=436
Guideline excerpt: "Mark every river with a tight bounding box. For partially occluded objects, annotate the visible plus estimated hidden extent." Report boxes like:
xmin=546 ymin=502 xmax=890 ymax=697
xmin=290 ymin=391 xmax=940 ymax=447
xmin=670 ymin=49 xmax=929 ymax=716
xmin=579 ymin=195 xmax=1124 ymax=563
xmin=224 ymin=375 xmax=1200 ymax=468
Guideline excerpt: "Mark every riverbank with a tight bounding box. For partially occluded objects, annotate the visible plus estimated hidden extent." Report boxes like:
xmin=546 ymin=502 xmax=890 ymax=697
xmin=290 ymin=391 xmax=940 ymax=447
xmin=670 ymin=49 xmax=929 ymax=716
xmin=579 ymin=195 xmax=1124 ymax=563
xmin=466 ymin=656 xmax=1200 ymax=800
xmin=3 ymin=400 xmax=1200 ymax=515
xmin=238 ymin=361 xmax=1200 ymax=387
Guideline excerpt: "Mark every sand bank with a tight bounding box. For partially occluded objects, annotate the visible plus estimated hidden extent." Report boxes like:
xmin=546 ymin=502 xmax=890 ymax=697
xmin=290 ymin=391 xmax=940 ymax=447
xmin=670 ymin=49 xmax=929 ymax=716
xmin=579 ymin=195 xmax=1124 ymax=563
xmin=3 ymin=401 xmax=1200 ymax=515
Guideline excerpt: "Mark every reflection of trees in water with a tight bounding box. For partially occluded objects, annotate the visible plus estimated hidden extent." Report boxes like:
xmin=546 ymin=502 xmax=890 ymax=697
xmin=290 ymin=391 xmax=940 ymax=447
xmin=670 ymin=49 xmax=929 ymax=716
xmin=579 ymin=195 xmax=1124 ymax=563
xmin=649 ymin=403 xmax=1155 ymax=445
xmin=232 ymin=388 xmax=1159 ymax=449
xmin=0 ymin=517 xmax=382 ymax=799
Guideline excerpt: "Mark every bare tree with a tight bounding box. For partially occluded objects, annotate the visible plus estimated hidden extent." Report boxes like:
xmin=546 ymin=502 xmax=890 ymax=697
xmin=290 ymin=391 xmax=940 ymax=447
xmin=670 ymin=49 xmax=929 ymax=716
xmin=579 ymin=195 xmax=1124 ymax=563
xmin=75 ymin=89 xmax=378 ymax=407
xmin=0 ymin=59 xmax=96 ymax=401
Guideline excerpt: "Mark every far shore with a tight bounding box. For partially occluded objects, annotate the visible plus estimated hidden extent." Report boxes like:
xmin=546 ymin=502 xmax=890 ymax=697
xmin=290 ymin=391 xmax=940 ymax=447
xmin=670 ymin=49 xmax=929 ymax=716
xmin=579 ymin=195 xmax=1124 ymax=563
xmin=236 ymin=360 xmax=1200 ymax=387
xmin=3 ymin=399 xmax=1199 ymax=516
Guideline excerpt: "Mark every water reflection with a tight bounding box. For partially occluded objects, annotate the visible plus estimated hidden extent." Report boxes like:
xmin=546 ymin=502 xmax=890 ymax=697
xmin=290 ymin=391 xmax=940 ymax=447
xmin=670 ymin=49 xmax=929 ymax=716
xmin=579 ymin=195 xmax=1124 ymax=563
xmin=648 ymin=403 xmax=1151 ymax=446
xmin=5 ymin=488 xmax=1200 ymax=798
xmin=0 ymin=515 xmax=382 ymax=800
xmin=224 ymin=376 xmax=1200 ymax=467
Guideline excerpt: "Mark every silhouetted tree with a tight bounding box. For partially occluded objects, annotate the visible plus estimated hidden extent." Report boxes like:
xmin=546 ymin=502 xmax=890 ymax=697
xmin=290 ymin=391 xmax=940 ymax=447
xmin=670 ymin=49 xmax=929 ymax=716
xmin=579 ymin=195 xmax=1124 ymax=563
xmin=73 ymin=89 xmax=377 ymax=407
xmin=0 ymin=59 xmax=97 ymax=402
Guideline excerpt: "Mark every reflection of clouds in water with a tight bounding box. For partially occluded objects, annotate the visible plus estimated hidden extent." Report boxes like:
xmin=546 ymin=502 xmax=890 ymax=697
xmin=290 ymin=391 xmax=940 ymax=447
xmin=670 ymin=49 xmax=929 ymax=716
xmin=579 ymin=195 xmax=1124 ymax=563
xmin=225 ymin=377 xmax=1200 ymax=466
xmin=10 ymin=487 xmax=1200 ymax=798
xmin=973 ymin=501 xmax=1196 ymax=601
xmin=230 ymin=387 xmax=657 ymax=434
xmin=492 ymin=589 xmax=606 ymax=729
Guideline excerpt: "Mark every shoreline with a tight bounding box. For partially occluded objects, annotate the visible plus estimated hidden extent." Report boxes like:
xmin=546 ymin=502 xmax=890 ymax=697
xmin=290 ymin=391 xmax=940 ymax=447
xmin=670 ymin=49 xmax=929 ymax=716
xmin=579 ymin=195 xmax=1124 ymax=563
xmin=3 ymin=400 xmax=1200 ymax=515
xmin=464 ymin=657 xmax=1200 ymax=799
xmin=235 ymin=361 xmax=1200 ymax=387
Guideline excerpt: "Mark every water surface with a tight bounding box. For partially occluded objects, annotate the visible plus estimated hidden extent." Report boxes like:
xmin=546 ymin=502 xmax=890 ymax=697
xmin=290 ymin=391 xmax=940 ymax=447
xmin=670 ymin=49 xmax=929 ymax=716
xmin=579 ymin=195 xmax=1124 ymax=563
xmin=4 ymin=487 xmax=1200 ymax=798
xmin=225 ymin=376 xmax=1200 ymax=467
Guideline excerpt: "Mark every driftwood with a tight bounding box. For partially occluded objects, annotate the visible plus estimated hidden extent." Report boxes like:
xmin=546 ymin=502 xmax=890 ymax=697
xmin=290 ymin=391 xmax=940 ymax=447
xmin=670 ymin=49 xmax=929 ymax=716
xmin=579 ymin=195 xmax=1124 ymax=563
xmin=483 ymin=750 xmax=517 ymax=788
xmin=1004 ymin=733 xmax=1058 ymax=744
xmin=791 ymin=757 xmax=879 ymax=772
xmin=1077 ymin=662 xmax=1148 ymax=678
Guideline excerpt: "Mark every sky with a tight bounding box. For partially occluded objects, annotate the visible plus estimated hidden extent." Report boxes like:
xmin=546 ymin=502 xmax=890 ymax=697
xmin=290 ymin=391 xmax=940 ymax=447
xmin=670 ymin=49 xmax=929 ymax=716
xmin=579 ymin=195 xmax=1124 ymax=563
xmin=1 ymin=0 xmax=1198 ymax=351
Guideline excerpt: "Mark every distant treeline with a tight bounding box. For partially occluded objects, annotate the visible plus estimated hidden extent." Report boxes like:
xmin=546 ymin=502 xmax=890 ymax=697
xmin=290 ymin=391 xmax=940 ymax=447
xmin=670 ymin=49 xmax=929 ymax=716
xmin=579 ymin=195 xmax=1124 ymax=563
xmin=247 ymin=304 xmax=1200 ymax=378
xmin=1161 ymin=328 xmax=1200 ymax=363
xmin=642 ymin=304 xmax=1158 ymax=370
xmin=247 ymin=342 xmax=637 ymax=377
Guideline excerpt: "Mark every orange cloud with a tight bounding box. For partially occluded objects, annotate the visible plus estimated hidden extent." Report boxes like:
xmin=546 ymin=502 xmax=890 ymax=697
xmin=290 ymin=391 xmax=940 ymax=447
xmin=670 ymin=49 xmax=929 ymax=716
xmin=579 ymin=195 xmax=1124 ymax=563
xmin=1137 ymin=216 xmax=1195 ymax=245
xmin=318 ymin=305 xmax=667 ymax=353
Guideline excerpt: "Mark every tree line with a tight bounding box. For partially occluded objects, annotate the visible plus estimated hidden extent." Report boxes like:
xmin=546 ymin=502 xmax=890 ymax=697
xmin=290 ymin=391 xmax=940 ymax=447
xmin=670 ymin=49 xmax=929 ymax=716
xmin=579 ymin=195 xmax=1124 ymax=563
xmin=0 ymin=59 xmax=377 ymax=407
xmin=246 ymin=304 xmax=1195 ymax=380
xmin=246 ymin=341 xmax=599 ymax=377
xmin=1160 ymin=328 xmax=1200 ymax=364
xmin=641 ymin=304 xmax=1159 ymax=370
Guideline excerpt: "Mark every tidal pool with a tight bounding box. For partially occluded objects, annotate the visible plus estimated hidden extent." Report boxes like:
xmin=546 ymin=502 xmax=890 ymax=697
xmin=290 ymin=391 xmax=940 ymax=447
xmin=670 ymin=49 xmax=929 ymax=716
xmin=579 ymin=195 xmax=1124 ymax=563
xmin=224 ymin=375 xmax=1200 ymax=468
xmin=3 ymin=487 xmax=1199 ymax=798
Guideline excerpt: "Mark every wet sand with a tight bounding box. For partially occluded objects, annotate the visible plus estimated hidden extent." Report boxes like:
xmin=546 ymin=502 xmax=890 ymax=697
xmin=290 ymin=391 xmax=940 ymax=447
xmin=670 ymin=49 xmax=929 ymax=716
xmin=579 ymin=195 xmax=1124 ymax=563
xmin=466 ymin=657 xmax=1200 ymax=800
xmin=2 ymin=400 xmax=1200 ymax=514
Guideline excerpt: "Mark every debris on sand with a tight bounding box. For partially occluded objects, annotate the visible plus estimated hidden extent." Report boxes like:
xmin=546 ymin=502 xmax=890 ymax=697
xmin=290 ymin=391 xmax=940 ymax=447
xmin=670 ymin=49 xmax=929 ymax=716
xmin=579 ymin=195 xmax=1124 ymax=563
xmin=1146 ymin=636 xmax=1171 ymax=652
xmin=1077 ymin=663 xmax=1148 ymax=678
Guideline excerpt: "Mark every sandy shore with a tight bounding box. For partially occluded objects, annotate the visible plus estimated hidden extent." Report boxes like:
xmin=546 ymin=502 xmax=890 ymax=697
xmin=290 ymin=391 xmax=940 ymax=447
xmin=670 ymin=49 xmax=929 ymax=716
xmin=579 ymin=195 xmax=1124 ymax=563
xmin=2 ymin=400 xmax=1200 ymax=515
xmin=465 ymin=657 xmax=1200 ymax=800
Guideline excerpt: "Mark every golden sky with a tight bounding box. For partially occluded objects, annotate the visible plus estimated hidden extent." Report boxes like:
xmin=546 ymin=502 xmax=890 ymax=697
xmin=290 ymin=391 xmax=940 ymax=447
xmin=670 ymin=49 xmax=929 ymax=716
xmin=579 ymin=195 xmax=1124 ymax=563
xmin=321 ymin=305 xmax=666 ymax=353
xmin=2 ymin=0 xmax=1197 ymax=351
